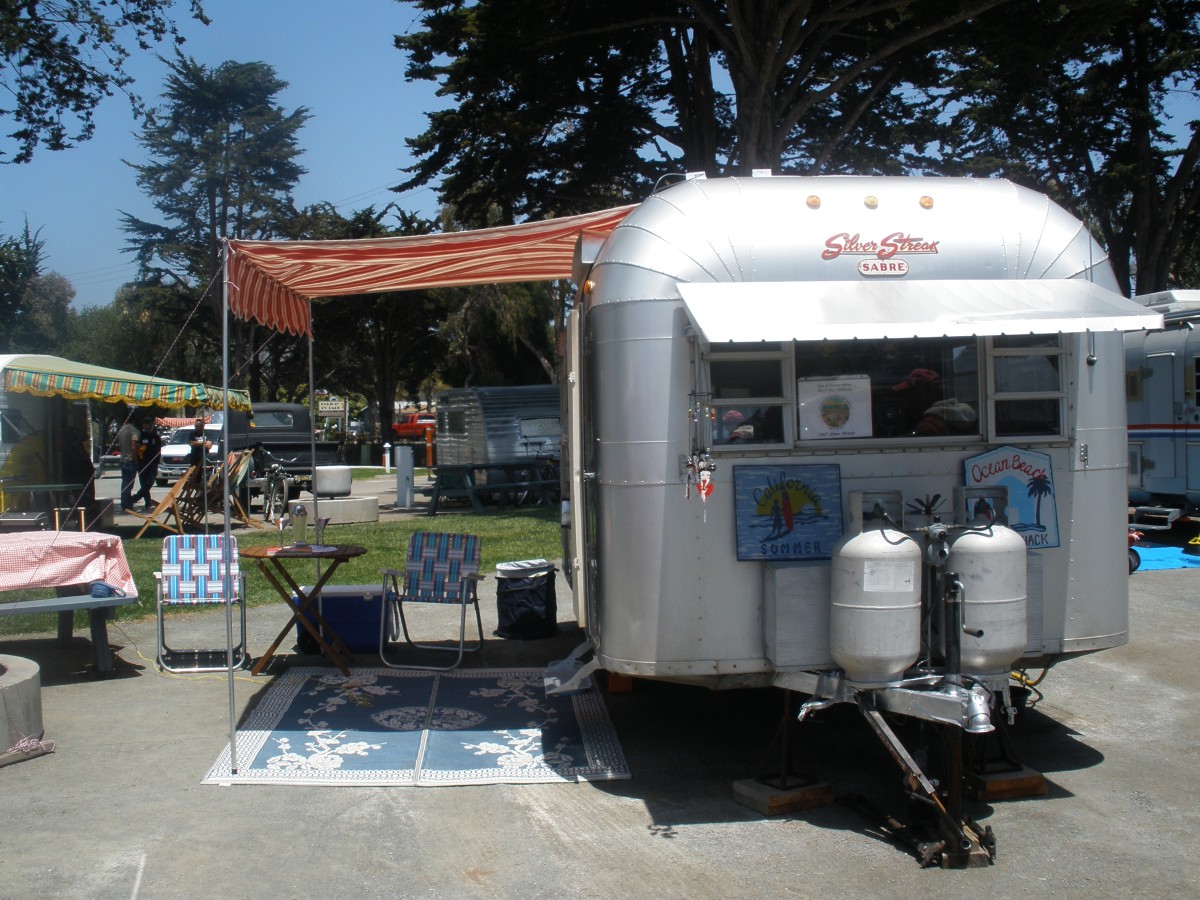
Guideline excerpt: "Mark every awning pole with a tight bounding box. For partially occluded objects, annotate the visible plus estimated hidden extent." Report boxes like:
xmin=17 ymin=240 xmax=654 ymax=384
xmin=307 ymin=321 xmax=322 ymax=585
xmin=222 ymin=240 xmax=238 ymax=775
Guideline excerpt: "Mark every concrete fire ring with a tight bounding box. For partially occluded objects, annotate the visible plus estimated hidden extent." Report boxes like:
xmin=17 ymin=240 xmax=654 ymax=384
xmin=0 ymin=654 xmax=45 ymax=767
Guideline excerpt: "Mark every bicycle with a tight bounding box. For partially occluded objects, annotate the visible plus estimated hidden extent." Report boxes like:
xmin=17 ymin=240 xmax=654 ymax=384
xmin=261 ymin=462 xmax=289 ymax=523
xmin=513 ymin=448 xmax=561 ymax=507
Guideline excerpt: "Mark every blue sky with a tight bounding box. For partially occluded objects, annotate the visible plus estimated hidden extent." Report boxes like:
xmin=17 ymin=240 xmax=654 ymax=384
xmin=1 ymin=0 xmax=443 ymax=308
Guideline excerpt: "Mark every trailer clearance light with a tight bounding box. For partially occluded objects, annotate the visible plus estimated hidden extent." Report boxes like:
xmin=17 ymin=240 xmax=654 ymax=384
xmin=920 ymin=195 xmax=934 ymax=209
xmin=864 ymin=195 xmax=879 ymax=209
xmin=807 ymin=195 xmax=821 ymax=209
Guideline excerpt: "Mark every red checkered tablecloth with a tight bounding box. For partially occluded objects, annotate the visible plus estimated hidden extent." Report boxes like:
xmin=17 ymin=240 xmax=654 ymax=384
xmin=0 ymin=531 xmax=136 ymax=595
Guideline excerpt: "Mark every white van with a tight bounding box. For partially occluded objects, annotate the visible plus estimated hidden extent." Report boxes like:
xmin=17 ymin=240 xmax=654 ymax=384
xmin=156 ymin=424 xmax=222 ymax=485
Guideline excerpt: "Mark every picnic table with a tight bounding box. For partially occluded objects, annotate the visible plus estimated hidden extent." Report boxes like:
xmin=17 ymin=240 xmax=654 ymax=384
xmin=425 ymin=461 xmax=558 ymax=515
xmin=0 ymin=531 xmax=139 ymax=673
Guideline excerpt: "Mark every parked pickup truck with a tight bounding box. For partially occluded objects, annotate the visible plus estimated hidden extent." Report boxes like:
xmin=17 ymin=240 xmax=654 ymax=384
xmin=391 ymin=412 xmax=436 ymax=441
xmin=229 ymin=403 xmax=342 ymax=496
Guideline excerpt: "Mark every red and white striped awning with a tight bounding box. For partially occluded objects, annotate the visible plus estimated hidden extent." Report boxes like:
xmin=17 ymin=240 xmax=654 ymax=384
xmin=226 ymin=205 xmax=635 ymax=336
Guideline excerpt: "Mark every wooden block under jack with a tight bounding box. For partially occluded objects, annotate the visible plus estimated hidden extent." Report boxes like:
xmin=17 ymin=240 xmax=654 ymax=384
xmin=968 ymin=765 xmax=1048 ymax=801
xmin=605 ymin=672 xmax=634 ymax=694
xmin=733 ymin=777 xmax=835 ymax=817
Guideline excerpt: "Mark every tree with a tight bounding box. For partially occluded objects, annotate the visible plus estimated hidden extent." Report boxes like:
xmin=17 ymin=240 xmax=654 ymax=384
xmin=10 ymin=271 xmax=75 ymax=354
xmin=688 ymin=0 xmax=1015 ymax=173
xmin=280 ymin=203 xmax=455 ymax=437
xmin=0 ymin=220 xmax=46 ymax=352
xmin=121 ymin=52 xmax=310 ymax=394
xmin=1 ymin=0 xmax=209 ymax=163
xmin=398 ymin=0 xmax=677 ymax=225
xmin=395 ymin=0 xmax=1017 ymax=223
xmin=436 ymin=281 xmax=562 ymax=386
xmin=123 ymin=53 xmax=309 ymax=291
xmin=938 ymin=0 xmax=1200 ymax=295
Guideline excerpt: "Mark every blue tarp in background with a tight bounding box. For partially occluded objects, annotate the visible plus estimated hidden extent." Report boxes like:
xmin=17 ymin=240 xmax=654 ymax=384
xmin=1133 ymin=543 xmax=1200 ymax=572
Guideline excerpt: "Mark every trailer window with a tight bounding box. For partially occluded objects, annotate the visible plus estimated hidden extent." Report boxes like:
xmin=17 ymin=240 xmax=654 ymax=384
xmin=709 ymin=343 xmax=789 ymax=445
xmin=987 ymin=336 xmax=1065 ymax=437
xmin=793 ymin=337 xmax=981 ymax=440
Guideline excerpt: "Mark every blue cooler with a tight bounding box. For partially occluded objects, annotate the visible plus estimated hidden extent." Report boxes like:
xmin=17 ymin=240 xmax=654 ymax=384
xmin=293 ymin=584 xmax=388 ymax=654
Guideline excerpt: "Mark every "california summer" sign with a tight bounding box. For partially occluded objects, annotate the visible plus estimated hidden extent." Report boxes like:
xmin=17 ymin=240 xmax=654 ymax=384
xmin=733 ymin=465 xmax=843 ymax=560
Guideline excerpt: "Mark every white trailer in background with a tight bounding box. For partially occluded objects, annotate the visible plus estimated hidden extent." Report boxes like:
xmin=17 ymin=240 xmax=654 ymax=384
xmin=1124 ymin=290 xmax=1200 ymax=530
xmin=555 ymin=175 xmax=1161 ymax=866
xmin=435 ymin=384 xmax=560 ymax=467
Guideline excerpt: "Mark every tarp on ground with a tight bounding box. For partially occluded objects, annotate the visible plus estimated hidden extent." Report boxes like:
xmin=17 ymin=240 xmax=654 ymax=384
xmin=0 ymin=354 xmax=252 ymax=411
xmin=226 ymin=205 xmax=636 ymax=336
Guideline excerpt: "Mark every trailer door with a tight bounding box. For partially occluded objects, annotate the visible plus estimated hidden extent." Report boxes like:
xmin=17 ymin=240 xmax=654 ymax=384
xmin=1188 ymin=353 xmax=1200 ymax=499
xmin=1142 ymin=351 xmax=1178 ymax=489
xmin=564 ymin=307 xmax=592 ymax=630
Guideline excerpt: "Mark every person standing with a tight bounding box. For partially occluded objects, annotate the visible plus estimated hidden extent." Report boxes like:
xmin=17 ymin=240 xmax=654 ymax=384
xmin=116 ymin=412 xmax=142 ymax=512
xmin=133 ymin=421 xmax=163 ymax=509
xmin=188 ymin=418 xmax=212 ymax=479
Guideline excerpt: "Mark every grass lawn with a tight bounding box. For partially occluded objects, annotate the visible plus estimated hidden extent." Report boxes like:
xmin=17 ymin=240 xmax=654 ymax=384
xmin=1 ymin=505 xmax=560 ymax=636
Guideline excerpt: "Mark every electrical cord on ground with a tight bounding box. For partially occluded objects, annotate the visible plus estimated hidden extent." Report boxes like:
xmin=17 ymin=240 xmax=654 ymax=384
xmin=110 ymin=620 xmax=260 ymax=683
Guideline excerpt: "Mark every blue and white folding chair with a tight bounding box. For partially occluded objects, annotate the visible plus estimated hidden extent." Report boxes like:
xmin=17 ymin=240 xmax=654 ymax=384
xmin=154 ymin=534 xmax=247 ymax=673
xmin=379 ymin=532 xmax=484 ymax=670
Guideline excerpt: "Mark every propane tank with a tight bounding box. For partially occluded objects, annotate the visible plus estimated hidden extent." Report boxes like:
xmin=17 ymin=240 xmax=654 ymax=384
xmin=947 ymin=496 xmax=1028 ymax=676
xmin=830 ymin=491 xmax=922 ymax=684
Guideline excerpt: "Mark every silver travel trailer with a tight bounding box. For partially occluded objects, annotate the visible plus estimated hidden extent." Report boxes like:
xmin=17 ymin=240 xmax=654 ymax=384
xmin=1124 ymin=290 xmax=1200 ymax=529
xmin=558 ymin=175 xmax=1160 ymax=865
xmin=435 ymin=385 xmax=561 ymax=467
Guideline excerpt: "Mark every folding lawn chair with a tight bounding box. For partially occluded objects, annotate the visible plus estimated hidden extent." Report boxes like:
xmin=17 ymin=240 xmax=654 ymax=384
xmin=379 ymin=532 xmax=484 ymax=671
xmin=131 ymin=466 xmax=197 ymax=539
xmin=154 ymin=533 xmax=247 ymax=673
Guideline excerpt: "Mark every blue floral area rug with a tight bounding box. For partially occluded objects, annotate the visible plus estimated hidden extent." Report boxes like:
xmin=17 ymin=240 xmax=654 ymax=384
xmin=203 ymin=668 xmax=629 ymax=786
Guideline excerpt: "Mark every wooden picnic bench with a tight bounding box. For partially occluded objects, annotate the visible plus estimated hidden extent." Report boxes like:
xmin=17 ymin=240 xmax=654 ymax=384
xmin=426 ymin=461 xmax=558 ymax=515
xmin=0 ymin=531 xmax=139 ymax=674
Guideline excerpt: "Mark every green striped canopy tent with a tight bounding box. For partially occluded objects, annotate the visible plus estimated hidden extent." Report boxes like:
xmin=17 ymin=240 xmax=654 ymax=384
xmin=0 ymin=354 xmax=251 ymax=411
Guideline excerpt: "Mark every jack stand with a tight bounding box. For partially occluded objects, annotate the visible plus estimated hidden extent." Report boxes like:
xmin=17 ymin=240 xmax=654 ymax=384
xmin=734 ymin=690 xmax=833 ymax=816
xmin=860 ymin=704 xmax=996 ymax=868
xmin=965 ymin=713 xmax=1047 ymax=801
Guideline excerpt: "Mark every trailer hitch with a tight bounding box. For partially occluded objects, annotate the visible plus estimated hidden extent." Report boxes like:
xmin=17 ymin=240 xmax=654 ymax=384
xmin=857 ymin=700 xmax=996 ymax=868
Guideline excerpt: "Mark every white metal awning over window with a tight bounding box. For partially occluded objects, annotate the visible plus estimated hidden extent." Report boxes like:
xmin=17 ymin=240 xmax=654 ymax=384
xmin=677 ymin=279 xmax=1163 ymax=342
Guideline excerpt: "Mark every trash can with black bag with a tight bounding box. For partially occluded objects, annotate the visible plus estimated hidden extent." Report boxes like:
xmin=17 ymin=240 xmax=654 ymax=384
xmin=494 ymin=559 xmax=557 ymax=639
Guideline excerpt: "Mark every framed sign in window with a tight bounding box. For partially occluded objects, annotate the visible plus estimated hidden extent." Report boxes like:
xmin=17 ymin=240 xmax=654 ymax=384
xmin=798 ymin=375 xmax=873 ymax=440
xmin=733 ymin=465 xmax=843 ymax=561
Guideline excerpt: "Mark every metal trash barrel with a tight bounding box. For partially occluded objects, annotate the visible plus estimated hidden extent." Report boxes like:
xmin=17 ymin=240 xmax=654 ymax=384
xmin=494 ymin=559 xmax=557 ymax=639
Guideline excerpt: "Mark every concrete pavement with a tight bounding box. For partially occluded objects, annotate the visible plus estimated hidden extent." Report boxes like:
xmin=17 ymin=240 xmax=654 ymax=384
xmin=1 ymin=473 xmax=1197 ymax=898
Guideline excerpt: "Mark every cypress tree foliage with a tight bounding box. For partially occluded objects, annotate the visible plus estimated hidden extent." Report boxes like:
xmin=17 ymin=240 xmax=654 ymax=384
xmin=0 ymin=0 xmax=210 ymax=163
xmin=0 ymin=221 xmax=46 ymax=353
xmin=395 ymin=0 xmax=1015 ymax=221
xmin=937 ymin=0 xmax=1200 ymax=294
xmin=120 ymin=52 xmax=310 ymax=395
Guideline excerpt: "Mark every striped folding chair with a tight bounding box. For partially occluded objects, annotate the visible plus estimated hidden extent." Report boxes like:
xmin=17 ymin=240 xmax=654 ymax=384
xmin=379 ymin=532 xmax=484 ymax=671
xmin=154 ymin=534 xmax=247 ymax=673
